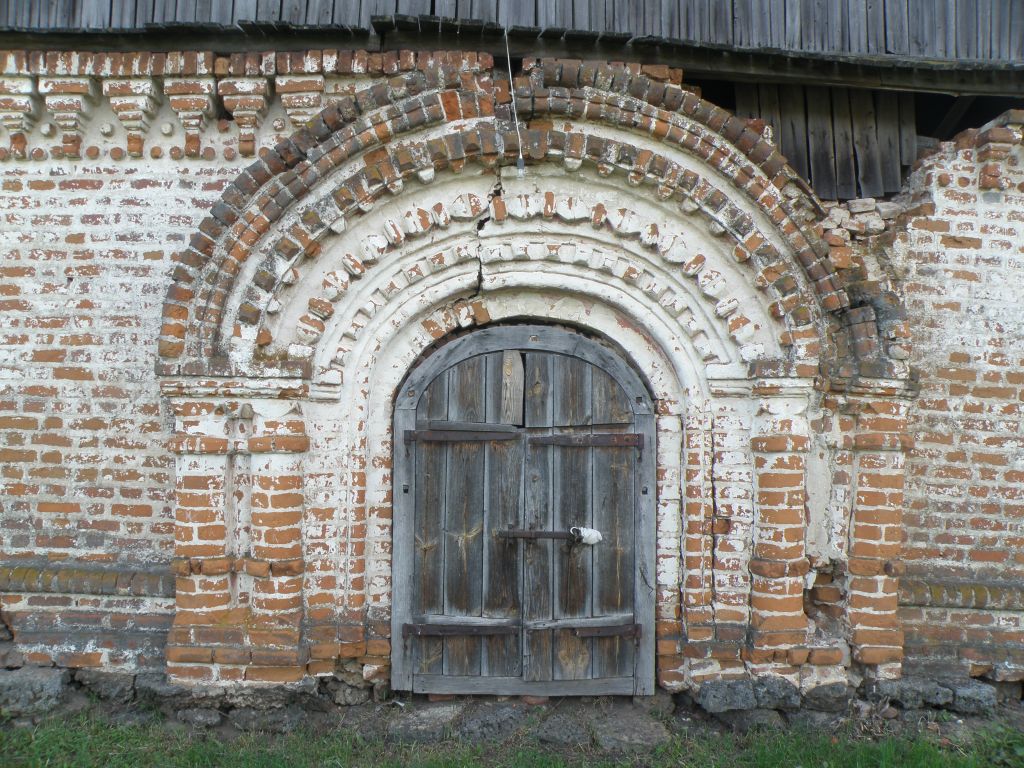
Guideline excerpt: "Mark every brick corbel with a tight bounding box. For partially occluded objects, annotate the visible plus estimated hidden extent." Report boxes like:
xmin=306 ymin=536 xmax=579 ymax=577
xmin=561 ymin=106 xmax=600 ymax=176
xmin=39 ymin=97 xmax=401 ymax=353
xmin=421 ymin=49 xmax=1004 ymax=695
xmin=37 ymin=76 xmax=98 ymax=158
xmin=218 ymin=77 xmax=271 ymax=157
xmin=275 ymin=74 xmax=324 ymax=129
xmin=163 ymin=76 xmax=216 ymax=158
xmin=0 ymin=75 xmax=39 ymax=159
xmin=102 ymin=77 xmax=162 ymax=157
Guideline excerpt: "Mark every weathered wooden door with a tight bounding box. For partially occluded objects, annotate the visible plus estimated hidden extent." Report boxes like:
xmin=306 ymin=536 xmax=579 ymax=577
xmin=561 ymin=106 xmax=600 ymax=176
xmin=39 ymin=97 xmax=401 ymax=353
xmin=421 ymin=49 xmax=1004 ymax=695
xmin=392 ymin=326 xmax=655 ymax=695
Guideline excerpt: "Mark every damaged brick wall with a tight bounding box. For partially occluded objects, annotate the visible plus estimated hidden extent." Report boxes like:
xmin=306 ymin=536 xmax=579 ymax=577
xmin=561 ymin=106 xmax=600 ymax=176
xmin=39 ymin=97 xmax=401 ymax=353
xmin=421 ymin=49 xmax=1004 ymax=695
xmin=894 ymin=113 xmax=1024 ymax=685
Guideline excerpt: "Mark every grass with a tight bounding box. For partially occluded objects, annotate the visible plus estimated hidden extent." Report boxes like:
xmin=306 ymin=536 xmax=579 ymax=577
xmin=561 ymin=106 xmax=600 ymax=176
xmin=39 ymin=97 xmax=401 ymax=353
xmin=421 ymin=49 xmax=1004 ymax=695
xmin=2 ymin=711 xmax=1023 ymax=768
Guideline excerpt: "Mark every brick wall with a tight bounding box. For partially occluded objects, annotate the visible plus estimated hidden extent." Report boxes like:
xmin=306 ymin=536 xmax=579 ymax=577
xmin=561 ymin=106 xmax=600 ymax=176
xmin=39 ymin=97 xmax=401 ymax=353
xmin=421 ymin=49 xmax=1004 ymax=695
xmin=895 ymin=115 xmax=1024 ymax=683
xmin=0 ymin=46 xmax=1020 ymax=693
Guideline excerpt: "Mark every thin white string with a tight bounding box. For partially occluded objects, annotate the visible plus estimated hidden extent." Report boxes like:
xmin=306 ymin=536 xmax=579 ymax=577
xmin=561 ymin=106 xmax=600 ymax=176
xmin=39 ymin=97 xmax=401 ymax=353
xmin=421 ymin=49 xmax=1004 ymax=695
xmin=503 ymin=25 xmax=526 ymax=173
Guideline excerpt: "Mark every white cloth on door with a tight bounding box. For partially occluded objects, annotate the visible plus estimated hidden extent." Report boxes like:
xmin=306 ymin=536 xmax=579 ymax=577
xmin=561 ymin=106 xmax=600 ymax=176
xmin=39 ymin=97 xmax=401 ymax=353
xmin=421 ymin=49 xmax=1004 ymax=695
xmin=571 ymin=527 xmax=603 ymax=545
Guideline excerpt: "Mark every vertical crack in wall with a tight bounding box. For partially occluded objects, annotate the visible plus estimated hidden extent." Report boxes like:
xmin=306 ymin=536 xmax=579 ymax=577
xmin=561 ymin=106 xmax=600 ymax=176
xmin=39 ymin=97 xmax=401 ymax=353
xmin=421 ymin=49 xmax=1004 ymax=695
xmin=467 ymin=168 xmax=506 ymax=301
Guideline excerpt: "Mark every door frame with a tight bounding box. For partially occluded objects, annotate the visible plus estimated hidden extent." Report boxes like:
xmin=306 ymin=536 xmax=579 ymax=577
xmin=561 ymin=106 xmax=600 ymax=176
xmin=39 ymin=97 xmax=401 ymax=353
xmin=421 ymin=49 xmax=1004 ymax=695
xmin=390 ymin=324 xmax=657 ymax=695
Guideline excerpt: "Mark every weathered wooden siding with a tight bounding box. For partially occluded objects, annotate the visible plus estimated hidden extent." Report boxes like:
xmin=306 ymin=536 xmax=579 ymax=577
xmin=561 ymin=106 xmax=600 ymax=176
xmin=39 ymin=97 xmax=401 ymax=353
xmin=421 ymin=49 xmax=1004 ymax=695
xmin=734 ymin=82 xmax=917 ymax=200
xmin=4 ymin=0 xmax=1023 ymax=62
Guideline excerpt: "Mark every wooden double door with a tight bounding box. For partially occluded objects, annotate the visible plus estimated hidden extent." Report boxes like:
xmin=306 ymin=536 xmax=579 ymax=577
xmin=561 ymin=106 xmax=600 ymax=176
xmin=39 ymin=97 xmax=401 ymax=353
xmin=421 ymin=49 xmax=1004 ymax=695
xmin=392 ymin=326 xmax=655 ymax=696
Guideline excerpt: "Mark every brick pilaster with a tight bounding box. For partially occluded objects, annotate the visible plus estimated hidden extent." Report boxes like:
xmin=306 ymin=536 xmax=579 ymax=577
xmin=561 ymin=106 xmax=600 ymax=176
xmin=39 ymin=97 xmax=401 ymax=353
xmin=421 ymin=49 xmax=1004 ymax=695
xmin=847 ymin=394 xmax=912 ymax=677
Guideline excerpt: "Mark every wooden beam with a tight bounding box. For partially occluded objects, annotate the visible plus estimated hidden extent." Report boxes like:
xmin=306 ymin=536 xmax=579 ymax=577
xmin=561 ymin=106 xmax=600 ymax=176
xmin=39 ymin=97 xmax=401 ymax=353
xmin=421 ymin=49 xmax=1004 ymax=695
xmin=933 ymin=95 xmax=976 ymax=139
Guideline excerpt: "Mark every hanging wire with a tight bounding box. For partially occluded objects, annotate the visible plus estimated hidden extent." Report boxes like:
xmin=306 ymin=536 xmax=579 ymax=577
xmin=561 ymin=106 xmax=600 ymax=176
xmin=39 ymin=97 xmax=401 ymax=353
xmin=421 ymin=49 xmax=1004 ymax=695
xmin=503 ymin=26 xmax=526 ymax=177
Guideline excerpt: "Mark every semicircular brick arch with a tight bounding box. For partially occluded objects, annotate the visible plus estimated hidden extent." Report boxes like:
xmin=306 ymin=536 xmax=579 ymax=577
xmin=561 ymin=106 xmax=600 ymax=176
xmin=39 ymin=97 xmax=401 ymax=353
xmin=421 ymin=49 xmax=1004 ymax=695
xmin=158 ymin=60 xmax=904 ymax=389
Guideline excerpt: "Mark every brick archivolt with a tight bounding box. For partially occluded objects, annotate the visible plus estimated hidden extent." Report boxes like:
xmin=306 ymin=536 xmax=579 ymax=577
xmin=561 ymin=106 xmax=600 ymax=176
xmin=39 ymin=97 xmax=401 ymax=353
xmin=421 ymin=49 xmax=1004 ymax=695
xmin=250 ymin=168 xmax=788 ymax=392
xmin=154 ymin=58 xmax=909 ymax=391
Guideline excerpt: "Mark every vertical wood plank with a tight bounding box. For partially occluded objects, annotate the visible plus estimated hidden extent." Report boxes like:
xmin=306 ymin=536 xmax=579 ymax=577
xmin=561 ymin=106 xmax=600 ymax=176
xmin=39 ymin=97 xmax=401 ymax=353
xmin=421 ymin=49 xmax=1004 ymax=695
xmin=443 ymin=356 xmax=486 ymax=677
xmin=523 ymin=352 xmax=553 ymax=682
xmin=937 ymin=0 xmax=952 ymax=56
xmin=875 ymin=90 xmax=902 ymax=194
xmin=805 ymin=85 xmax=837 ymax=200
xmin=885 ymin=0 xmax=909 ymax=54
xmin=977 ymin=0 xmax=992 ymax=60
xmin=785 ymin=0 xmax=802 ymax=49
xmin=757 ymin=84 xmax=783 ymax=146
xmin=434 ymin=0 xmax=457 ymax=19
xmin=80 ymin=0 xmax=113 ymax=28
xmin=469 ymin=0 xmax=497 ymax=23
xmin=830 ymin=88 xmax=857 ymax=200
xmin=256 ymin=0 xmax=280 ymax=21
xmin=413 ymin=374 xmax=449 ymax=675
xmin=956 ymin=0 xmax=977 ymax=58
xmin=801 ymin=0 xmax=817 ymax=50
xmin=396 ymin=0 xmax=430 ymax=14
xmin=897 ymin=91 xmax=917 ymax=167
xmin=769 ymin=0 xmax=786 ymax=47
xmin=482 ymin=352 xmax=523 ymax=678
xmin=991 ymin=0 xmax=1010 ymax=59
xmin=734 ymin=83 xmax=759 ymax=119
xmin=661 ymin=0 xmax=681 ymax=39
xmin=733 ymin=0 xmax=751 ymax=47
xmin=1012 ymin=2 xmax=1024 ymax=60
xmin=152 ymin=0 xmax=178 ymax=24
xmin=176 ymin=0 xmax=198 ymax=23
xmin=778 ymin=84 xmax=810 ymax=182
xmin=847 ymin=0 xmax=868 ymax=52
xmin=865 ymin=0 xmax=885 ymax=52
xmin=849 ymin=88 xmax=883 ymax=198
xmin=907 ymin=0 xmax=930 ymax=55
xmin=591 ymin=368 xmax=635 ymax=679
xmin=305 ymin=0 xmax=333 ymax=24
xmin=499 ymin=350 xmax=524 ymax=426
xmin=112 ymin=0 xmax=137 ymax=27
xmin=210 ymin=0 xmax=233 ymax=24
xmin=233 ymin=0 xmax=258 ymax=20
xmin=552 ymin=355 xmax=593 ymax=681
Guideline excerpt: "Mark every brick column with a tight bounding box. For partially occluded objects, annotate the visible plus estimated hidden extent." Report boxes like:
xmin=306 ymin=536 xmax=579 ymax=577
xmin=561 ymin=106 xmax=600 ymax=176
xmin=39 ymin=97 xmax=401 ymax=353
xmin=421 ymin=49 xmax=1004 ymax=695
xmin=244 ymin=402 xmax=308 ymax=682
xmin=847 ymin=393 xmax=912 ymax=678
xmin=655 ymin=409 xmax=685 ymax=689
xmin=680 ymin=400 xmax=715 ymax=684
xmin=748 ymin=389 xmax=812 ymax=661
xmin=166 ymin=401 xmax=232 ymax=684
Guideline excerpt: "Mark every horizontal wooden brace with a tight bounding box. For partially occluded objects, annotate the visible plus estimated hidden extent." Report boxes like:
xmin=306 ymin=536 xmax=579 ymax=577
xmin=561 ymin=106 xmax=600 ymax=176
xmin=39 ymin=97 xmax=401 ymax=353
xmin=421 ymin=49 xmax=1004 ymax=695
xmin=497 ymin=527 xmax=576 ymax=540
xmin=402 ymin=622 xmax=518 ymax=638
xmin=529 ymin=433 xmax=643 ymax=448
xmin=404 ymin=429 xmax=522 ymax=443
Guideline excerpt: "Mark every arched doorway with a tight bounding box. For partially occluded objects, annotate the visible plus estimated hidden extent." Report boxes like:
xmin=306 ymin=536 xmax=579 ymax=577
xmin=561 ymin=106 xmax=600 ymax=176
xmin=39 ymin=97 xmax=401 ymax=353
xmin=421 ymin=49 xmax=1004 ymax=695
xmin=390 ymin=325 xmax=656 ymax=695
